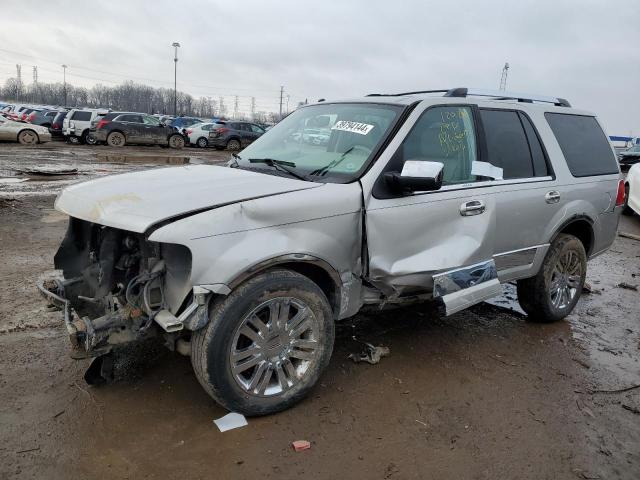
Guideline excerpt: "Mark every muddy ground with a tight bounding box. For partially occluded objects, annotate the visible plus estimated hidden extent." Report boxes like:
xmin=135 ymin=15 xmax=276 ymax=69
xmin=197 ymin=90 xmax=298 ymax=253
xmin=1 ymin=143 xmax=639 ymax=479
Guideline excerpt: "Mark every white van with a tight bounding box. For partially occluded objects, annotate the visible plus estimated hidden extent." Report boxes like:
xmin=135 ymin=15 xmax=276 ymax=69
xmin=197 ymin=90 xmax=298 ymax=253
xmin=63 ymin=108 xmax=110 ymax=144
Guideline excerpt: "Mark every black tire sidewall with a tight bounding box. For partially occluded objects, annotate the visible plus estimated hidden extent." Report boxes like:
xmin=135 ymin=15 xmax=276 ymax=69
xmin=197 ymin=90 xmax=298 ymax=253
xmin=519 ymin=234 xmax=587 ymax=322
xmin=194 ymin=270 xmax=334 ymax=415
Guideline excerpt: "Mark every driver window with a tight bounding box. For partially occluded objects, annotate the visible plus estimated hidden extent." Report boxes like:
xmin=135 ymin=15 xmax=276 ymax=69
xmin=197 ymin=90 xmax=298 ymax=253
xmin=142 ymin=115 xmax=160 ymax=126
xmin=398 ymin=106 xmax=479 ymax=185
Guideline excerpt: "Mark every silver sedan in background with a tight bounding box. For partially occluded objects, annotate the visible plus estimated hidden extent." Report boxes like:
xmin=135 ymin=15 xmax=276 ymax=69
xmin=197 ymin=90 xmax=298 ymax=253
xmin=0 ymin=116 xmax=52 ymax=145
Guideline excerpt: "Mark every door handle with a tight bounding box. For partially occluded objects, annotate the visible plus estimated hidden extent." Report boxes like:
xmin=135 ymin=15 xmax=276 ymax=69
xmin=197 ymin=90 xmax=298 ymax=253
xmin=459 ymin=200 xmax=486 ymax=216
xmin=545 ymin=191 xmax=561 ymax=204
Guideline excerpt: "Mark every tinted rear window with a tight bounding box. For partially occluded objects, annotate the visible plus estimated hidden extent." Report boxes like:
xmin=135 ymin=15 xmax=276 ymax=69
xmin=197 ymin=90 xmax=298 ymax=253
xmin=72 ymin=111 xmax=92 ymax=121
xmin=480 ymin=109 xmax=533 ymax=179
xmin=545 ymin=113 xmax=618 ymax=177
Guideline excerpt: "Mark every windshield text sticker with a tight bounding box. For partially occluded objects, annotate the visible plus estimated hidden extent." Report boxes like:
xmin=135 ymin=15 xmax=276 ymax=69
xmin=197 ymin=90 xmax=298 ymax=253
xmin=331 ymin=121 xmax=374 ymax=135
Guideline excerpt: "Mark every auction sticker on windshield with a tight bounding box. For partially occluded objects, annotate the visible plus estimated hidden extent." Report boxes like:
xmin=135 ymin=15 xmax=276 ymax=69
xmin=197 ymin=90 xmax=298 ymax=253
xmin=331 ymin=121 xmax=374 ymax=135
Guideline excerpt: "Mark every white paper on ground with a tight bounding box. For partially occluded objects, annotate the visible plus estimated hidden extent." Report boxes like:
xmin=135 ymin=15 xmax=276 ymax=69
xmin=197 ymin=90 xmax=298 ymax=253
xmin=471 ymin=161 xmax=503 ymax=180
xmin=214 ymin=412 xmax=248 ymax=432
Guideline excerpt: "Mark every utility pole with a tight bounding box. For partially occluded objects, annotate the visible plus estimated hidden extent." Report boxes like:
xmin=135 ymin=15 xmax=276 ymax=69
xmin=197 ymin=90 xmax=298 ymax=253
xmin=286 ymin=94 xmax=290 ymax=114
xmin=250 ymin=96 xmax=256 ymax=120
xmin=15 ymin=64 xmax=22 ymax=101
xmin=32 ymin=66 xmax=38 ymax=103
xmin=61 ymin=64 xmax=67 ymax=106
xmin=172 ymin=42 xmax=181 ymax=116
xmin=233 ymin=95 xmax=239 ymax=119
xmin=499 ymin=62 xmax=509 ymax=91
xmin=218 ymin=96 xmax=226 ymax=117
xmin=279 ymin=85 xmax=284 ymax=118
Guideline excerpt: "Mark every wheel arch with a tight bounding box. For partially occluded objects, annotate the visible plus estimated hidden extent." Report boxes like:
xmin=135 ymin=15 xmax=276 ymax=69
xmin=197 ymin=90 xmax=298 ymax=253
xmin=18 ymin=128 xmax=40 ymax=143
xmin=226 ymin=254 xmax=342 ymax=319
xmin=550 ymin=215 xmax=595 ymax=257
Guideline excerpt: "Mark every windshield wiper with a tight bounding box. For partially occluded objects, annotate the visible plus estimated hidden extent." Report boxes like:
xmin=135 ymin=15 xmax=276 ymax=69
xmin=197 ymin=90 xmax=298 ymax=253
xmin=248 ymin=158 xmax=308 ymax=181
xmin=309 ymin=146 xmax=355 ymax=177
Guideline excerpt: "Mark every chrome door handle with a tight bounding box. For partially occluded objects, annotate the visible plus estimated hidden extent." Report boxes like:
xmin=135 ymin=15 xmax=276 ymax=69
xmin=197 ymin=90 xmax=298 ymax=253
xmin=459 ymin=200 xmax=486 ymax=216
xmin=545 ymin=191 xmax=561 ymax=204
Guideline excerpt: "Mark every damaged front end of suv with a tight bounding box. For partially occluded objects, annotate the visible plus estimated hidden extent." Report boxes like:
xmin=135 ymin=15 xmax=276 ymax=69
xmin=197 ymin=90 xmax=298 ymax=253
xmin=38 ymin=217 xmax=207 ymax=375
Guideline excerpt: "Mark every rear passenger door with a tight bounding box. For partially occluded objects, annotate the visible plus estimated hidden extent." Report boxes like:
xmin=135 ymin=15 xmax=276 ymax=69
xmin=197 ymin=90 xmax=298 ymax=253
xmin=142 ymin=115 xmax=168 ymax=143
xmin=478 ymin=108 xmax=559 ymax=281
xmin=117 ymin=114 xmax=145 ymax=143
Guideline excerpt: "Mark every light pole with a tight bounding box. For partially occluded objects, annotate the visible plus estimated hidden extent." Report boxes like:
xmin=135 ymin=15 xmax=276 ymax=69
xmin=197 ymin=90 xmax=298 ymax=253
xmin=62 ymin=64 xmax=68 ymax=106
xmin=172 ymin=42 xmax=180 ymax=116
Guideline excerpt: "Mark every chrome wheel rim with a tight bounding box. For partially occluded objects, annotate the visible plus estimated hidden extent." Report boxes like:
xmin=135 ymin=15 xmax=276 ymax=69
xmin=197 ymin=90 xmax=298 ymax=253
xmin=21 ymin=131 xmax=36 ymax=144
xmin=109 ymin=133 xmax=123 ymax=146
xmin=549 ymin=250 xmax=582 ymax=309
xmin=227 ymin=140 xmax=240 ymax=150
xmin=230 ymin=297 xmax=320 ymax=397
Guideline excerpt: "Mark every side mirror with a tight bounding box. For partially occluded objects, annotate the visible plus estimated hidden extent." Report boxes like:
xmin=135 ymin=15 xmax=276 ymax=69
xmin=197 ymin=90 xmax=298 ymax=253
xmin=384 ymin=160 xmax=444 ymax=193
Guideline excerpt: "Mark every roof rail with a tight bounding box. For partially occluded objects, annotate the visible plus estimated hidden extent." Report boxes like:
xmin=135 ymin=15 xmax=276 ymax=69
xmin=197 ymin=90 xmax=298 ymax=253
xmin=444 ymin=88 xmax=571 ymax=107
xmin=366 ymin=89 xmax=450 ymax=97
xmin=365 ymin=87 xmax=571 ymax=107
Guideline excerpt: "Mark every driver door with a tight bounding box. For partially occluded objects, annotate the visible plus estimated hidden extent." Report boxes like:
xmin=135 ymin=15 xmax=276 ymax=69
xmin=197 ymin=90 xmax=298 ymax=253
xmin=364 ymin=104 xmax=501 ymax=315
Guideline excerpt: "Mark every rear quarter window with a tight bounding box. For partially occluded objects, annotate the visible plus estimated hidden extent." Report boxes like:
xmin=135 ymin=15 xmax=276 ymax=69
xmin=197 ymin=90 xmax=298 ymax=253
xmin=545 ymin=113 xmax=618 ymax=177
xmin=72 ymin=111 xmax=92 ymax=121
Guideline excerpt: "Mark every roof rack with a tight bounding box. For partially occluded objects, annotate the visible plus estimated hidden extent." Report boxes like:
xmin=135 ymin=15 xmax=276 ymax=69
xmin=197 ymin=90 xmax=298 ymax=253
xmin=366 ymin=87 xmax=571 ymax=107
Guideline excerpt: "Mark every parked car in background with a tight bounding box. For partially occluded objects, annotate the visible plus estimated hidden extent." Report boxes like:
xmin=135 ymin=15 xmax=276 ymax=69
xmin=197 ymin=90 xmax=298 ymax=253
xmin=618 ymin=145 xmax=640 ymax=171
xmin=28 ymin=109 xmax=60 ymax=128
xmin=42 ymin=87 xmax=624 ymax=415
xmin=208 ymin=121 xmax=265 ymax=150
xmin=0 ymin=116 xmax=51 ymax=144
xmin=624 ymin=163 xmax=640 ymax=216
xmin=185 ymin=122 xmax=218 ymax=147
xmin=50 ymin=111 xmax=68 ymax=138
xmin=169 ymin=116 xmax=203 ymax=134
xmin=93 ymin=112 xmax=186 ymax=148
xmin=63 ymin=108 xmax=111 ymax=144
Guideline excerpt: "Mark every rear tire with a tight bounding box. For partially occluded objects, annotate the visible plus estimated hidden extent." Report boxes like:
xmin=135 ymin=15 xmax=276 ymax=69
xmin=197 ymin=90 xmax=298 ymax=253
xmin=85 ymin=133 xmax=98 ymax=146
xmin=107 ymin=132 xmax=125 ymax=147
xmin=517 ymin=234 xmax=587 ymax=323
xmin=18 ymin=130 xmax=39 ymax=145
xmin=196 ymin=137 xmax=208 ymax=148
xmin=191 ymin=269 xmax=335 ymax=416
xmin=226 ymin=138 xmax=241 ymax=151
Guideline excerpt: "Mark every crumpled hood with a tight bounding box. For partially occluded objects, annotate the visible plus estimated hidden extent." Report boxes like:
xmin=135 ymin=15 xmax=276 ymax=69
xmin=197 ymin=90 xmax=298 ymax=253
xmin=55 ymin=165 xmax=319 ymax=233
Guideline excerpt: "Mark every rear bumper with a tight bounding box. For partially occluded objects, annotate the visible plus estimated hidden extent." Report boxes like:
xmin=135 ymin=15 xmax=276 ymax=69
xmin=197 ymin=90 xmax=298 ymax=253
xmin=39 ymin=132 xmax=52 ymax=143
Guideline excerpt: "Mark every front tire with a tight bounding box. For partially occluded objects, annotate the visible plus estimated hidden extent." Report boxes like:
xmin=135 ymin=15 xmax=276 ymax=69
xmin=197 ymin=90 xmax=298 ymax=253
xmin=107 ymin=132 xmax=125 ymax=147
xmin=196 ymin=137 xmax=208 ymax=148
xmin=169 ymin=134 xmax=185 ymax=149
xmin=18 ymin=130 xmax=39 ymax=145
xmin=191 ymin=269 xmax=335 ymax=416
xmin=517 ymin=234 xmax=587 ymax=323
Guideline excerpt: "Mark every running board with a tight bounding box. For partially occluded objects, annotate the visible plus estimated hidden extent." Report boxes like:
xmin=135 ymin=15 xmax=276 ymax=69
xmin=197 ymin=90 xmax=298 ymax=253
xmin=439 ymin=278 xmax=503 ymax=316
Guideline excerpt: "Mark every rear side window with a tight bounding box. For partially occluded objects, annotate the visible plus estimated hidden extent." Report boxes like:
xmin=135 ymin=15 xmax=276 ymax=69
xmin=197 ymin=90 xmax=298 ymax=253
xmin=518 ymin=113 xmax=549 ymax=177
xmin=545 ymin=113 xmax=618 ymax=177
xmin=117 ymin=114 xmax=143 ymax=123
xmin=480 ymin=109 xmax=534 ymax=179
xmin=72 ymin=111 xmax=92 ymax=121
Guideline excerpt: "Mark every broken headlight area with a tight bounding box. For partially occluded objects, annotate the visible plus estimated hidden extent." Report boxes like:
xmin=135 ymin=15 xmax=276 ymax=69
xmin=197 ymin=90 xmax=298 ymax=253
xmin=39 ymin=217 xmax=195 ymax=358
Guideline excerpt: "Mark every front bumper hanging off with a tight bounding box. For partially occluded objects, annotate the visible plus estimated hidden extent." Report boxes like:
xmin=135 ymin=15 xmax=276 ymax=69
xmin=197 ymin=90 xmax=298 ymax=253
xmin=37 ymin=276 xmax=211 ymax=359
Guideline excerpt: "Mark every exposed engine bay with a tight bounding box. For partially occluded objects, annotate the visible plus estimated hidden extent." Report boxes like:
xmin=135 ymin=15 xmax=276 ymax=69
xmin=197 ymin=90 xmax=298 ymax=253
xmin=39 ymin=217 xmax=205 ymax=360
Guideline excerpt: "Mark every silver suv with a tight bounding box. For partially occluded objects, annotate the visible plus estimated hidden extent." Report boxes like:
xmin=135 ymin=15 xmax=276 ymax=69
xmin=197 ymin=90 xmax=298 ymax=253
xmin=41 ymin=88 xmax=624 ymax=415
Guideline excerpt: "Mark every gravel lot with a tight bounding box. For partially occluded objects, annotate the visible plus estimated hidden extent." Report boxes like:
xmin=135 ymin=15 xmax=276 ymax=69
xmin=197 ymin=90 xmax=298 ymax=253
xmin=1 ymin=143 xmax=639 ymax=480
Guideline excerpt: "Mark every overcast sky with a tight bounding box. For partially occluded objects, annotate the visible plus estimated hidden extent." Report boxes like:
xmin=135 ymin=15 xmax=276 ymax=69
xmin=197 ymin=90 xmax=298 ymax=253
xmin=1 ymin=0 xmax=638 ymax=133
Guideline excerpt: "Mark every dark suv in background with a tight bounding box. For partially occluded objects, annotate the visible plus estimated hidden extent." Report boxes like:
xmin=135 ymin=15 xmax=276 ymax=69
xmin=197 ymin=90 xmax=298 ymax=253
xmin=209 ymin=121 xmax=265 ymax=150
xmin=94 ymin=112 xmax=186 ymax=148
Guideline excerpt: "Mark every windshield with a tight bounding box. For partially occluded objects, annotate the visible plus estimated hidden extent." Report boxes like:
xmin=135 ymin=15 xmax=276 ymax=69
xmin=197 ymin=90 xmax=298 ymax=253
xmin=235 ymin=103 xmax=403 ymax=183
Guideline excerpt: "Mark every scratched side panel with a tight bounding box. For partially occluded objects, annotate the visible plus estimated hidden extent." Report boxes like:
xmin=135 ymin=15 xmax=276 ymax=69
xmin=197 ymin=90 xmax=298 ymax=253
xmin=365 ymin=189 xmax=497 ymax=295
